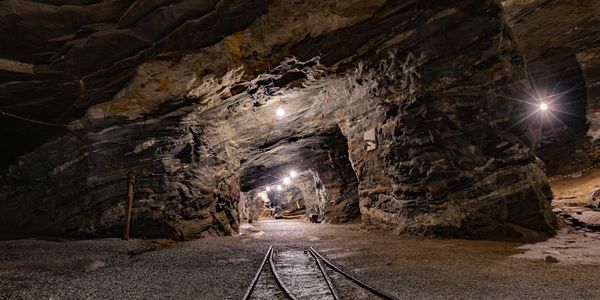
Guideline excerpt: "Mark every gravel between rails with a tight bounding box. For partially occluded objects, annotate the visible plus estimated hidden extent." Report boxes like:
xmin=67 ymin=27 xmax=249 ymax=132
xmin=1 ymin=219 xmax=599 ymax=300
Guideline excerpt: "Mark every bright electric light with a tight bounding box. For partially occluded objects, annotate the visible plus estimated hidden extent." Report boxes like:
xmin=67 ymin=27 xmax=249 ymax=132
xmin=283 ymin=177 xmax=291 ymax=184
xmin=289 ymin=170 xmax=297 ymax=178
xmin=276 ymin=185 xmax=282 ymax=191
xmin=539 ymin=103 xmax=548 ymax=111
xmin=266 ymin=186 xmax=271 ymax=192
xmin=276 ymin=107 xmax=285 ymax=117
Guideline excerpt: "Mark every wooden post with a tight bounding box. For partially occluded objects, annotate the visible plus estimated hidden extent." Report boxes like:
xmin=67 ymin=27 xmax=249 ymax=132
xmin=123 ymin=173 xmax=136 ymax=240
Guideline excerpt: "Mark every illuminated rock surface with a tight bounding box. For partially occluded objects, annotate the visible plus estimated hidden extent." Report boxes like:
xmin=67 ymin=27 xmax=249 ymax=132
xmin=5 ymin=0 xmax=593 ymax=240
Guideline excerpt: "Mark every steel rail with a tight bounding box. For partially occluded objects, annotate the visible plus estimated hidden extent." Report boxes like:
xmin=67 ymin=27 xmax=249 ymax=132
xmin=269 ymin=248 xmax=297 ymax=300
xmin=308 ymin=248 xmax=340 ymax=300
xmin=241 ymin=245 xmax=273 ymax=300
xmin=309 ymin=247 xmax=399 ymax=300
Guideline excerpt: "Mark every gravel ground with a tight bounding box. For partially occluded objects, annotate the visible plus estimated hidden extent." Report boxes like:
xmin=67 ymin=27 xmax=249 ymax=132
xmin=1 ymin=220 xmax=599 ymax=299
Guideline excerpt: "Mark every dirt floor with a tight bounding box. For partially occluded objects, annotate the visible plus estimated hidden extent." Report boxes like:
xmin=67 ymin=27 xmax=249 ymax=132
xmin=1 ymin=219 xmax=599 ymax=300
xmin=550 ymin=167 xmax=600 ymax=230
xmin=551 ymin=168 xmax=600 ymax=212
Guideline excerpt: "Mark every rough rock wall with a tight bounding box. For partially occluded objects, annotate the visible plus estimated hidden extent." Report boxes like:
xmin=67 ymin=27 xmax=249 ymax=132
xmin=294 ymin=172 xmax=324 ymax=219
xmin=291 ymin=162 xmax=360 ymax=224
xmin=0 ymin=111 xmax=241 ymax=240
xmin=502 ymin=0 xmax=600 ymax=174
xmin=239 ymin=190 xmax=267 ymax=223
xmin=311 ymin=133 xmax=360 ymax=223
xmin=318 ymin=1 xmax=557 ymax=237
xmin=0 ymin=0 xmax=272 ymax=170
xmin=579 ymin=48 xmax=600 ymax=147
xmin=1 ymin=0 xmax=557 ymax=239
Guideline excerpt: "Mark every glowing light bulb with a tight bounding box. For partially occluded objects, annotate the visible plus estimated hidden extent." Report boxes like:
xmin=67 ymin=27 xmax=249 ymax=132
xmin=276 ymin=107 xmax=285 ymax=117
xmin=266 ymin=186 xmax=271 ymax=192
xmin=283 ymin=177 xmax=291 ymax=184
xmin=540 ymin=103 xmax=548 ymax=111
xmin=276 ymin=185 xmax=282 ymax=191
xmin=290 ymin=170 xmax=297 ymax=178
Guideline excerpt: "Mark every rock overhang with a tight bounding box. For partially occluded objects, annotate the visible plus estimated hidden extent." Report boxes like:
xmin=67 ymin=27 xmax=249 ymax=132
xmin=0 ymin=0 xmax=564 ymax=240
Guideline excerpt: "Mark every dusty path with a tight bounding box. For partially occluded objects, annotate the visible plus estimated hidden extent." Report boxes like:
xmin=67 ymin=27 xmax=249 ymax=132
xmin=550 ymin=167 xmax=600 ymax=230
xmin=1 ymin=220 xmax=599 ymax=299
xmin=551 ymin=168 xmax=600 ymax=213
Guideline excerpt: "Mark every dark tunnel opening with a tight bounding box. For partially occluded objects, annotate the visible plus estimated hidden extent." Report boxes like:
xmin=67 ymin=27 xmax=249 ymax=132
xmin=530 ymin=50 xmax=595 ymax=176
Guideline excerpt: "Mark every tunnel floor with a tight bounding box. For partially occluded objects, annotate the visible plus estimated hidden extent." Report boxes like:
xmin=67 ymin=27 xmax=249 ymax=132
xmin=0 ymin=220 xmax=599 ymax=299
xmin=550 ymin=167 xmax=600 ymax=230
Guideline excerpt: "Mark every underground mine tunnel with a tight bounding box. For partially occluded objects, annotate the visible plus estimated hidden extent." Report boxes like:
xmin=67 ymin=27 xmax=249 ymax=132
xmin=1 ymin=0 xmax=599 ymax=299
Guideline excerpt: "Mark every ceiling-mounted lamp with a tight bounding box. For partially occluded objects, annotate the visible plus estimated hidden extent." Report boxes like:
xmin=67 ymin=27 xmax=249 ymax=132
xmin=276 ymin=184 xmax=282 ymax=191
xmin=283 ymin=177 xmax=291 ymax=185
xmin=289 ymin=170 xmax=297 ymax=178
xmin=265 ymin=186 xmax=271 ymax=192
xmin=539 ymin=102 xmax=548 ymax=111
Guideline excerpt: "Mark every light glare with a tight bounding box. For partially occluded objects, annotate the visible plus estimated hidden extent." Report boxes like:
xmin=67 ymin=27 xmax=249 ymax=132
xmin=540 ymin=103 xmax=548 ymax=111
xmin=266 ymin=186 xmax=271 ymax=192
xmin=290 ymin=170 xmax=297 ymax=178
xmin=276 ymin=185 xmax=282 ymax=191
xmin=283 ymin=177 xmax=291 ymax=184
xmin=276 ymin=107 xmax=285 ymax=117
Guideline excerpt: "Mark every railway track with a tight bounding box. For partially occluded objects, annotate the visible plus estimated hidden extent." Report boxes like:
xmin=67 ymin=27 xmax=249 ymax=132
xmin=242 ymin=246 xmax=398 ymax=300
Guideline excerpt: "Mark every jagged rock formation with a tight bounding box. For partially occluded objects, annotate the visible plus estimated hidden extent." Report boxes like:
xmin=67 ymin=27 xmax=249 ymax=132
xmin=502 ymin=0 xmax=600 ymax=175
xmin=0 ymin=0 xmax=559 ymax=240
xmin=0 ymin=0 xmax=272 ymax=170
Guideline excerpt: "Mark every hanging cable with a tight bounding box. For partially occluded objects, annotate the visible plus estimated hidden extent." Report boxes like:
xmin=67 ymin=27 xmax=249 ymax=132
xmin=0 ymin=109 xmax=69 ymax=128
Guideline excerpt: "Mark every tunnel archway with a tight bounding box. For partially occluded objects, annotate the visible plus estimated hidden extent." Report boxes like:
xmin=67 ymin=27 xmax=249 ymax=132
xmin=237 ymin=126 xmax=360 ymax=224
xmin=525 ymin=49 xmax=600 ymax=231
xmin=529 ymin=49 xmax=596 ymax=176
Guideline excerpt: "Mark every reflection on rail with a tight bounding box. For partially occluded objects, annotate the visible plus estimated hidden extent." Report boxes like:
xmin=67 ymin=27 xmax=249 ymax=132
xmin=242 ymin=246 xmax=398 ymax=300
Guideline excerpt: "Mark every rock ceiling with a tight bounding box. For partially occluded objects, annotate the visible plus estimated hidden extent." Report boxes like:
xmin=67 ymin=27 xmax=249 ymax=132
xmin=1 ymin=0 xmax=599 ymax=240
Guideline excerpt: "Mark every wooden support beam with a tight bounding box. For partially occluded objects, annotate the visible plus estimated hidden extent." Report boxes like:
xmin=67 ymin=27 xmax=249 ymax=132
xmin=123 ymin=173 xmax=136 ymax=240
xmin=0 ymin=58 xmax=34 ymax=74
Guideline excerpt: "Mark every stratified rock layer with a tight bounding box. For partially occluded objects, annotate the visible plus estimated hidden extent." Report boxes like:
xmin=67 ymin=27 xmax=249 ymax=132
xmin=0 ymin=0 xmax=557 ymax=239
